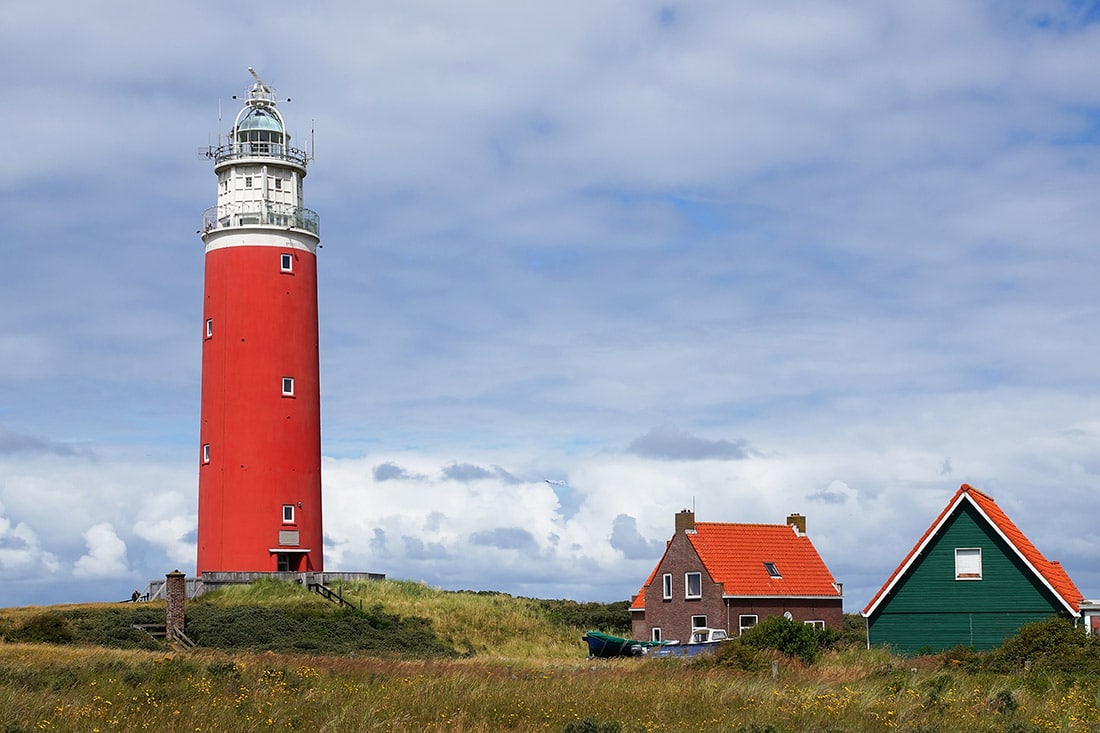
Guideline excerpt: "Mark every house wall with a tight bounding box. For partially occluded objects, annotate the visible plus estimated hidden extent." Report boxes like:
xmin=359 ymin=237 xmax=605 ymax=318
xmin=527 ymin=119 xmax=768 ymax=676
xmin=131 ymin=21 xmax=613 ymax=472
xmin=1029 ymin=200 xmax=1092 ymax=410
xmin=632 ymin=532 xmax=727 ymax=642
xmin=630 ymin=533 xmax=843 ymax=641
xmin=867 ymin=503 xmax=1072 ymax=654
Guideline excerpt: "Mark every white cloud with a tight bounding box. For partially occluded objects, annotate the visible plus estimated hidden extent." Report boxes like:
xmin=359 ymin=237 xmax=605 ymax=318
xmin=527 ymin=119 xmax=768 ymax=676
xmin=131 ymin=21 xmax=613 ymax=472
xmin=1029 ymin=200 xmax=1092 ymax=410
xmin=0 ymin=499 xmax=60 ymax=579
xmin=72 ymin=522 xmax=130 ymax=579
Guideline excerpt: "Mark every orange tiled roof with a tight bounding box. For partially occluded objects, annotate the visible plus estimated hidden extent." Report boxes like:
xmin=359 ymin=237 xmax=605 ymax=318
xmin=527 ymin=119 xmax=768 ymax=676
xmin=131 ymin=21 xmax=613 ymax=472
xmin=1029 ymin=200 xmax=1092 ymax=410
xmin=631 ymin=521 xmax=841 ymax=609
xmin=862 ymin=484 xmax=1083 ymax=617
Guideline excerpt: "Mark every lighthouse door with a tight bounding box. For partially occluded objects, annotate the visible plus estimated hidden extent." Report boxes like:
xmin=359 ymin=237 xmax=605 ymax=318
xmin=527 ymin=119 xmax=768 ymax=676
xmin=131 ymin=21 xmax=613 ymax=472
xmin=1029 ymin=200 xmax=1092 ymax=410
xmin=276 ymin=553 xmax=302 ymax=572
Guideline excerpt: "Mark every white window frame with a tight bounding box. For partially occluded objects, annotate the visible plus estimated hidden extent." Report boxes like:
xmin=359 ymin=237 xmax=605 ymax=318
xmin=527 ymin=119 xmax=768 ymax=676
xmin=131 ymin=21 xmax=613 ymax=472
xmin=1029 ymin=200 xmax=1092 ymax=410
xmin=803 ymin=619 xmax=825 ymax=630
xmin=202 ymin=443 xmax=210 ymax=464
xmin=955 ymin=547 xmax=982 ymax=580
xmin=282 ymin=504 xmax=295 ymax=524
xmin=662 ymin=573 xmax=672 ymax=600
xmin=282 ymin=376 xmax=295 ymax=396
xmin=244 ymin=176 xmax=253 ymax=189
xmin=280 ymin=253 xmax=293 ymax=272
xmin=685 ymin=571 xmax=702 ymax=599
xmin=651 ymin=627 xmax=662 ymax=643
xmin=691 ymin=615 xmax=707 ymax=629
xmin=739 ymin=614 xmax=758 ymax=635
xmin=205 ymin=318 xmax=213 ymax=339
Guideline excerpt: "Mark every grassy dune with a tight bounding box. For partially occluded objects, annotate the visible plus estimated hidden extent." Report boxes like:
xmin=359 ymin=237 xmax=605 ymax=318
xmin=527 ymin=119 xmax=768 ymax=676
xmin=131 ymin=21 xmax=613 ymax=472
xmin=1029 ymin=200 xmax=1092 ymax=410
xmin=1 ymin=580 xmax=1099 ymax=732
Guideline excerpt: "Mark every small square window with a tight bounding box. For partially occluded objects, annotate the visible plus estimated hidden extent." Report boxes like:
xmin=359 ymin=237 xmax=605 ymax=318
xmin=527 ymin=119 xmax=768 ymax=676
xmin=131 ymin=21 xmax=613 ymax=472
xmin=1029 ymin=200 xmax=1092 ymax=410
xmin=202 ymin=444 xmax=210 ymax=464
xmin=685 ymin=571 xmax=702 ymax=599
xmin=739 ymin=614 xmax=758 ymax=635
xmin=280 ymin=253 xmax=293 ymax=272
xmin=282 ymin=377 xmax=295 ymax=396
xmin=274 ymin=178 xmax=282 ymax=190
xmin=764 ymin=562 xmax=781 ymax=578
xmin=244 ymin=176 xmax=253 ymax=188
xmin=282 ymin=504 xmax=295 ymax=523
xmin=651 ymin=627 xmax=662 ymax=643
xmin=205 ymin=319 xmax=213 ymax=339
xmin=662 ymin=573 xmax=672 ymax=600
xmin=691 ymin=615 xmax=707 ymax=629
xmin=955 ymin=548 xmax=982 ymax=580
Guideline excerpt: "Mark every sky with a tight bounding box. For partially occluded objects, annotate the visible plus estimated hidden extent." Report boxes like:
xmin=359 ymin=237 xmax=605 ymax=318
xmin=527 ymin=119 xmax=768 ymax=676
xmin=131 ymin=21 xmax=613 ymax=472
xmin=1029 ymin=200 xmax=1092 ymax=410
xmin=2 ymin=1 xmax=1100 ymax=611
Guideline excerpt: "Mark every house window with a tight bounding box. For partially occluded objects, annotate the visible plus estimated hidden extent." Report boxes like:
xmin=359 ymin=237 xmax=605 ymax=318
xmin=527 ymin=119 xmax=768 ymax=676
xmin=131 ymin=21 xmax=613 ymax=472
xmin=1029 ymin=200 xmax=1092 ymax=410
xmin=764 ymin=562 xmax=781 ymax=578
xmin=282 ymin=377 xmax=295 ymax=396
xmin=205 ymin=319 xmax=213 ymax=339
xmin=280 ymin=253 xmax=293 ymax=272
xmin=804 ymin=620 xmax=826 ymax=630
xmin=739 ymin=614 xmax=758 ymax=635
xmin=955 ymin=548 xmax=982 ymax=580
xmin=662 ymin=573 xmax=672 ymax=600
xmin=685 ymin=572 xmax=702 ymax=599
xmin=651 ymin=627 xmax=662 ymax=643
xmin=282 ymin=504 xmax=295 ymax=524
xmin=691 ymin=615 xmax=707 ymax=629
xmin=201 ymin=444 xmax=210 ymax=464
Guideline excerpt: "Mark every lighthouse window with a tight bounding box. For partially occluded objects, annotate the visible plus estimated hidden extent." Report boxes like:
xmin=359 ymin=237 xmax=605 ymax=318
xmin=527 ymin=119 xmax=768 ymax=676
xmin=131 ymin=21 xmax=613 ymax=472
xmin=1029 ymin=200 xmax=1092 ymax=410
xmin=202 ymin=444 xmax=210 ymax=464
xmin=280 ymin=253 xmax=293 ymax=272
xmin=282 ymin=377 xmax=295 ymax=396
xmin=282 ymin=504 xmax=295 ymax=523
xmin=274 ymin=178 xmax=283 ymax=191
xmin=244 ymin=176 xmax=253 ymax=188
xmin=205 ymin=319 xmax=213 ymax=339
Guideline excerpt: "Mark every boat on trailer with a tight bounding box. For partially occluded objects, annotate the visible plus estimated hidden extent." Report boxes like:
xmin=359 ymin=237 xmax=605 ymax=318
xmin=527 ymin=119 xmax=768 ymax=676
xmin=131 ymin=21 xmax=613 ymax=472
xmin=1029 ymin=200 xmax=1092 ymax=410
xmin=649 ymin=627 xmax=729 ymax=658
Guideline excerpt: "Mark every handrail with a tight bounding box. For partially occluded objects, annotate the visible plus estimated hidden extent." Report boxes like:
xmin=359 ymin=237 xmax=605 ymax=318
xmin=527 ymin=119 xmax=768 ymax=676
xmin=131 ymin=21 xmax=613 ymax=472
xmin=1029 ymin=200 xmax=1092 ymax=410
xmin=205 ymin=142 xmax=309 ymax=167
xmin=202 ymin=203 xmax=320 ymax=237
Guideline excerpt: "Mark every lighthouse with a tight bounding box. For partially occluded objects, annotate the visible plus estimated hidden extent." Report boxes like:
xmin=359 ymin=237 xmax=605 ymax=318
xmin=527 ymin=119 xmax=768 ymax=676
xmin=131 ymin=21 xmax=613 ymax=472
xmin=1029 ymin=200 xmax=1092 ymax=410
xmin=196 ymin=69 xmax=323 ymax=575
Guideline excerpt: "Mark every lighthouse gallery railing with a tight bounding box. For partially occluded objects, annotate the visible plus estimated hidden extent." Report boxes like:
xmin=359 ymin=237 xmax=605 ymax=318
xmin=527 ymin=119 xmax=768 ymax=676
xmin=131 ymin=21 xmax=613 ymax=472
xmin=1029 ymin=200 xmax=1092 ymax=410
xmin=202 ymin=202 xmax=320 ymax=237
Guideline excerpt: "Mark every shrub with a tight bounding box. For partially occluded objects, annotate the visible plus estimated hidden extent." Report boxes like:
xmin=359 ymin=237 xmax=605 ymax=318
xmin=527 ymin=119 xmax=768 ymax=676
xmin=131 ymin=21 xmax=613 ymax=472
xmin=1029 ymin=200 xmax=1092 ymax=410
xmin=12 ymin=613 xmax=75 ymax=644
xmin=739 ymin=616 xmax=838 ymax=664
xmin=533 ymin=599 xmax=631 ymax=635
xmin=712 ymin=639 xmax=773 ymax=672
xmin=986 ymin=617 xmax=1100 ymax=675
xmin=560 ymin=718 xmax=622 ymax=733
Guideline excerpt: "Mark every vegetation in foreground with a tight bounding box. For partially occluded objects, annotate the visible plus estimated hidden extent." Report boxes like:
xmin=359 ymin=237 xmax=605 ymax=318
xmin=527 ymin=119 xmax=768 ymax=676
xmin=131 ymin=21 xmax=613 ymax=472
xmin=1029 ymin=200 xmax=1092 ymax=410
xmin=1 ymin=581 xmax=1100 ymax=731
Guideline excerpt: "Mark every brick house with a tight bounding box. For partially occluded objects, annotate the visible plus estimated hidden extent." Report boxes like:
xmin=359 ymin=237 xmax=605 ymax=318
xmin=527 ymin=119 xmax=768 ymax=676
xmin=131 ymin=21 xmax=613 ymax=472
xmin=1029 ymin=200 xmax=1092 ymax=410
xmin=630 ymin=510 xmax=844 ymax=643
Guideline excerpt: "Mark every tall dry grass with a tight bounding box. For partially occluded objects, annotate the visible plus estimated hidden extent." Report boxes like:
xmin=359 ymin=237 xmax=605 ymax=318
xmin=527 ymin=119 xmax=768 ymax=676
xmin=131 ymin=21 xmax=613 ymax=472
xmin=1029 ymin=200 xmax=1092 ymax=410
xmin=3 ymin=641 xmax=1099 ymax=732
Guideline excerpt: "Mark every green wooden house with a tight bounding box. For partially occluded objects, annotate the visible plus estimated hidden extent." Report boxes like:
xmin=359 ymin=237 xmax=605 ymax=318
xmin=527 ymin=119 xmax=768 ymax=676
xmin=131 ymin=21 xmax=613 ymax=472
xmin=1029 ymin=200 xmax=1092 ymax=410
xmin=862 ymin=484 xmax=1082 ymax=654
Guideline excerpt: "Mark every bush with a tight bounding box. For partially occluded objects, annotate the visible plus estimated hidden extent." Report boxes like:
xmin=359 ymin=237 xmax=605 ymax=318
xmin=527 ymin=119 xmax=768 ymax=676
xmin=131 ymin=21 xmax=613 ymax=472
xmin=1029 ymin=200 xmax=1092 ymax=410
xmin=986 ymin=617 xmax=1100 ymax=675
xmin=560 ymin=718 xmax=622 ymax=733
xmin=532 ymin=599 xmax=631 ymax=635
xmin=712 ymin=640 xmax=773 ymax=672
xmin=12 ymin=613 xmax=75 ymax=644
xmin=739 ymin=616 xmax=838 ymax=664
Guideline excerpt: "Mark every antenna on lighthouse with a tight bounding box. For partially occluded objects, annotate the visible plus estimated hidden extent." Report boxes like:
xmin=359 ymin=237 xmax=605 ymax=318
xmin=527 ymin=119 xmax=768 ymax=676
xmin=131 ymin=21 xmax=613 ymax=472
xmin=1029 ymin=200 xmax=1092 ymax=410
xmin=248 ymin=66 xmax=270 ymax=94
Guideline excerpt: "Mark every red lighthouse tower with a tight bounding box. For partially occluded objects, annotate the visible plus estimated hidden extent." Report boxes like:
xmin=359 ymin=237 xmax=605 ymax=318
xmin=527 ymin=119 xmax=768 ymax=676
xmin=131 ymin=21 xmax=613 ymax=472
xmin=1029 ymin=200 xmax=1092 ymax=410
xmin=197 ymin=69 xmax=323 ymax=574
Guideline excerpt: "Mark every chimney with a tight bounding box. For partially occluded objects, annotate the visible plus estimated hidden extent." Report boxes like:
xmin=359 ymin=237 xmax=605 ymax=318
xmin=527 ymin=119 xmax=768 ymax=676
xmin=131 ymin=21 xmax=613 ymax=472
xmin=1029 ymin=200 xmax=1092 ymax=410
xmin=675 ymin=509 xmax=695 ymax=534
xmin=165 ymin=569 xmax=186 ymax=642
xmin=787 ymin=513 xmax=806 ymax=536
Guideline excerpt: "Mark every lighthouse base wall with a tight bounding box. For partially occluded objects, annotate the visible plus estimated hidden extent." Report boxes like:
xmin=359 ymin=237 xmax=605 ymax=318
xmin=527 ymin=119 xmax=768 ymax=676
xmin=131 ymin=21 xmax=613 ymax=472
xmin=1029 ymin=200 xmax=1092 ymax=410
xmin=145 ymin=570 xmax=386 ymax=601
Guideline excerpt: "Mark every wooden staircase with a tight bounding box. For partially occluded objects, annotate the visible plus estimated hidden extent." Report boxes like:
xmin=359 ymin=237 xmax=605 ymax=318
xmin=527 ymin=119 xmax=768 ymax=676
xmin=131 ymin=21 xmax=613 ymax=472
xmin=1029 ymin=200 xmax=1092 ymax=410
xmin=308 ymin=581 xmax=357 ymax=610
xmin=131 ymin=623 xmax=196 ymax=648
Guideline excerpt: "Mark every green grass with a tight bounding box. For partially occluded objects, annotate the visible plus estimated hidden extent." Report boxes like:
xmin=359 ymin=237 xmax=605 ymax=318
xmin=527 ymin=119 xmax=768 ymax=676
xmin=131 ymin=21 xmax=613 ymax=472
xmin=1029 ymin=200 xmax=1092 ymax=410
xmin=2 ymin=582 xmax=1099 ymax=731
